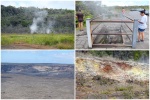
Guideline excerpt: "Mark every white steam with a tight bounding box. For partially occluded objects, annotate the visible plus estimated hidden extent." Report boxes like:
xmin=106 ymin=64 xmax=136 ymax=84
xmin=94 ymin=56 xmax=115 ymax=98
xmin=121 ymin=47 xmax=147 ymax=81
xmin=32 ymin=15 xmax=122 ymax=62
xmin=30 ymin=10 xmax=53 ymax=34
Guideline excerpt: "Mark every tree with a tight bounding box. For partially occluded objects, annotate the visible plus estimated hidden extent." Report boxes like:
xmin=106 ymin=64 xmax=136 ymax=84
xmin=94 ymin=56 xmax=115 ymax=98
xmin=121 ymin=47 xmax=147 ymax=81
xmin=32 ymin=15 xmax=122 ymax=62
xmin=1 ymin=5 xmax=74 ymax=33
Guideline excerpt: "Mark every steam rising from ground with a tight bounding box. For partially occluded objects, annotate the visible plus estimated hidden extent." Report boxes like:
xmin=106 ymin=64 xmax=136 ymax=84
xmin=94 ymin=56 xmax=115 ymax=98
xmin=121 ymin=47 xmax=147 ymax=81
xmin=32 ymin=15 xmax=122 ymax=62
xmin=30 ymin=10 xmax=53 ymax=34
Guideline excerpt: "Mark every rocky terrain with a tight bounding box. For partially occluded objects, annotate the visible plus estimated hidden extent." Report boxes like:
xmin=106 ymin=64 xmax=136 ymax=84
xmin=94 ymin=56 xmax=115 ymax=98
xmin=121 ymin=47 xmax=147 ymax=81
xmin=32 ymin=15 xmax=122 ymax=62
xmin=1 ymin=63 xmax=74 ymax=99
xmin=2 ymin=63 xmax=74 ymax=78
xmin=76 ymin=56 xmax=149 ymax=99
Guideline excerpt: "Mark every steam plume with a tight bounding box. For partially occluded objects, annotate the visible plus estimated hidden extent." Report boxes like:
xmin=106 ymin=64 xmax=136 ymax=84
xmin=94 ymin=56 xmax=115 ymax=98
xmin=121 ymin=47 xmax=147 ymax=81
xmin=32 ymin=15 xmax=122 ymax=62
xmin=30 ymin=10 xmax=53 ymax=34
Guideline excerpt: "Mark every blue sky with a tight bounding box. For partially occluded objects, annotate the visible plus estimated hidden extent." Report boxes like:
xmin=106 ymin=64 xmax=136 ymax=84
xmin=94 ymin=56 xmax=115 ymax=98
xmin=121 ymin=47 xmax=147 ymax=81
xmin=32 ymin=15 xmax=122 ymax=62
xmin=1 ymin=50 xmax=74 ymax=64
xmin=1 ymin=1 xmax=75 ymax=10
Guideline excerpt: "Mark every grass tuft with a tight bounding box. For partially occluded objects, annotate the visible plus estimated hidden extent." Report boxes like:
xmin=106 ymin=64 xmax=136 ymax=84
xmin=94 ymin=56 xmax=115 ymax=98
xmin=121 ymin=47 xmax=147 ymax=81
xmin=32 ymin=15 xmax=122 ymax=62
xmin=115 ymin=86 xmax=133 ymax=91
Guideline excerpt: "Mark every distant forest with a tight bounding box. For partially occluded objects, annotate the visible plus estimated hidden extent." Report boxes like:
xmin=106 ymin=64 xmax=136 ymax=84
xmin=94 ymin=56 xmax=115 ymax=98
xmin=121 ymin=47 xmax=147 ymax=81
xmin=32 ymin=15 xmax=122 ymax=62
xmin=1 ymin=5 xmax=74 ymax=33
xmin=77 ymin=51 xmax=149 ymax=61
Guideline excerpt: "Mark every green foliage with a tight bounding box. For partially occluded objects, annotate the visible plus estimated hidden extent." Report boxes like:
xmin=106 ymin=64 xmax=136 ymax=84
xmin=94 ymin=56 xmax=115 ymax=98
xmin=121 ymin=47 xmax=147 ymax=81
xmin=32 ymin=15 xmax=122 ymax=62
xmin=76 ymin=1 xmax=93 ymax=26
xmin=89 ymin=51 xmax=109 ymax=57
xmin=1 ymin=5 xmax=74 ymax=33
xmin=101 ymin=90 xmax=111 ymax=94
xmin=114 ymin=6 xmax=149 ymax=11
xmin=92 ymin=75 xmax=119 ymax=85
xmin=1 ymin=33 xmax=74 ymax=49
xmin=115 ymin=86 xmax=134 ymax=99
xmin=115 ymin=86 xmax=133 ymax=91
xmin=133 ymin=51 xmax=149 ymax=61
xmin=123 ymin=91 xmax=134 ymax=99
xmin=79 ymin=51 xmax=149 ymax=61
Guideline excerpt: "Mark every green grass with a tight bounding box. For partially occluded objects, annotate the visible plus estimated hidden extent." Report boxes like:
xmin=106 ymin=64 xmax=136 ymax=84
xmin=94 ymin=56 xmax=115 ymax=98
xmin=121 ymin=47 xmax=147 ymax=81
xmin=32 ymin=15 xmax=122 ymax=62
xmin=101 ymin=90 xmax=111 ymax=95
xmin=123 ymin=91 xmax=134 ymax=99
xmin=115 ymin=86 xmax=133 ymax=91
xmin=115 ymin=86 xmax=134 ymax=99
xmin=1 ymin=33 xmax=74 ymax=49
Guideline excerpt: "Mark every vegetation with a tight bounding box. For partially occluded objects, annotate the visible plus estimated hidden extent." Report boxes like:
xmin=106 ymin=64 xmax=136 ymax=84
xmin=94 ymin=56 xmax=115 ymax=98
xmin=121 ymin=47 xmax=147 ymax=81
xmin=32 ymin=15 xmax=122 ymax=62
xmin=76 ymin=72 xmax=85 ymax=86
xmin=145 ymin=89 xmax=149 ymax=97
xmin=1 ymin=5 xmax=74 ymax=33
xmin=114 ymin=6 xmax=149 ymax=11
xmin=101 ymin=91 xmax=111 ymax=95
xmin=87 ymin=51 xmax=149 ymax=61
xmin=123 ymin=91 xmax=134 ymax=99
xmin=1 ymin=5 xmax=74 ymax=49
xmin=2 ymin=34 xmax=74 ymax=49
xmin=115 ymin=86 xmax=133 ymax=91
xmin=76 ymin=1 xmax=100 ymax=26
xmin=76 ymin=1 xmax=148 ymax=27
xmin=92 ymin=75 xmax=119 ymax=85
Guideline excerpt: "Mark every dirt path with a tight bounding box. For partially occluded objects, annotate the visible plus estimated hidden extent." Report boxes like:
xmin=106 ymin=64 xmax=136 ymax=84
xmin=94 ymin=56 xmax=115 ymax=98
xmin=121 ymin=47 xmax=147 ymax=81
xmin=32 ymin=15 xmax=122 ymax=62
xmin=2 ymin=43 xmax=57 ymax=49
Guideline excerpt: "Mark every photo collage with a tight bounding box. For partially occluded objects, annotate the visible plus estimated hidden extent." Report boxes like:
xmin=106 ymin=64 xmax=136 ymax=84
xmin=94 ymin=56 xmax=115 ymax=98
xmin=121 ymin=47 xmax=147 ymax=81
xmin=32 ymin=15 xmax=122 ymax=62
xmin=1 ymin=0 xmax=149 ymax=99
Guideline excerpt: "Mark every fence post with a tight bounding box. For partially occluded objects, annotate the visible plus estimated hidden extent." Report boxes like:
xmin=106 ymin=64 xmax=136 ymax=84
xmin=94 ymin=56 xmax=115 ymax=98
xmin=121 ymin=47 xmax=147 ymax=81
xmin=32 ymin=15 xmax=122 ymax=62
xmin=132 ymin=19 xmax=138 ymax=48
xmin=86 ymin=18 xmax=92 ymax=48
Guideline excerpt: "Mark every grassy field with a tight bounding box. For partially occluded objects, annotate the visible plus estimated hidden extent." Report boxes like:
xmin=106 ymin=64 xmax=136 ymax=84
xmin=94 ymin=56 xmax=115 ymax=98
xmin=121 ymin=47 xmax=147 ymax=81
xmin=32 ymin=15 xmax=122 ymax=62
xmin=1 ymin=33 xmax=74 ymax=49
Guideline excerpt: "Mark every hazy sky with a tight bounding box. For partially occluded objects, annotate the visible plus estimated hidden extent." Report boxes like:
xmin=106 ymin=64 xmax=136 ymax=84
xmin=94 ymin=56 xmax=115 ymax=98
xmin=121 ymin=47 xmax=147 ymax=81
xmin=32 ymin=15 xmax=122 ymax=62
xmin=1 ymin=0 xmax=148 ymax=9
xmin=102 ymin=0 xmax=149 ymax=6
xmin=1 ymin=50 xmax=74 ymax=64
xmin=1 ymin=1 xmax=75 ymax=10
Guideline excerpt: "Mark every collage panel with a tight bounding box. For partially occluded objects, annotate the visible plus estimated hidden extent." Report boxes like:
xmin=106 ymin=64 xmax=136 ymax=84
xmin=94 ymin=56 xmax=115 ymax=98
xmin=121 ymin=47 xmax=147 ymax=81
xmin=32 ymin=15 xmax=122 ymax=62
xmin=1 ymin=1 xmax=74 ymax=49
xmin=76 ymin=0 xmax=149 ymax=49
xmin=1 ymin=50 xmax=74 ymax=99
xmin=76 ymin=50 xmax=149 ymax=99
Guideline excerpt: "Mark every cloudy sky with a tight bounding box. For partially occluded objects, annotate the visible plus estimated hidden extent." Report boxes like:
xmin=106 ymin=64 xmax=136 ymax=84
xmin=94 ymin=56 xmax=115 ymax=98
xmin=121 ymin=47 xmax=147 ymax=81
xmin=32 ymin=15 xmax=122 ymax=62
xmin=1 ymin=50 xmax=74 ymax=64
xmin=1 ymin=0 xmax=75 ymax=10
xmin=1 ymin=0 xmax=148 ymax=8
xmin=101 ymin=0 xmax=149 ymax=6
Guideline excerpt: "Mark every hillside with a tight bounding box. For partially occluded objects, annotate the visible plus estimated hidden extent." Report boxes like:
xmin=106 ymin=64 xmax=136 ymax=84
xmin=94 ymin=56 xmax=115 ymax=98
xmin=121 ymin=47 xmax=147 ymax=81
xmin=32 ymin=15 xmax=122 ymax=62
xmin=1 ymin=5 xmax=74 ymax=33
xmin=76 ymin=56 xmax=149 ymax=99
xmin=1 ymin=63 xmax=74 ymax=99
xmin=2 ymin=63 xmax=74 ymax=78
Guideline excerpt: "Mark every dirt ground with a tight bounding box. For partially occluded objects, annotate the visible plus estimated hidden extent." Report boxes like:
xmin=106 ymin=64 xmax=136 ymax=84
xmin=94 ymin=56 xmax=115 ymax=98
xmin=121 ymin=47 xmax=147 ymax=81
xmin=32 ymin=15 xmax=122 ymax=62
xmin=76 ymin=74 xmax=149 ymax=99
xmin=1 ymin=43 xmax=56 ymax=49
xmin=76 ymin=54 xmax=149 ymax=99
xmin=1 ymin=73 xmax=74 ymax=99
xmin=76 ymin=75 xmax=149 ymax=99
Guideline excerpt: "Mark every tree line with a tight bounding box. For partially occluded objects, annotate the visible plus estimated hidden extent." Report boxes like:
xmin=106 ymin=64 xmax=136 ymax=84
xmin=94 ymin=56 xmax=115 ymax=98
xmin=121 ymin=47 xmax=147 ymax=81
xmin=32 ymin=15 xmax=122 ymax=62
xmin=77 ymin=51 xmax=149 ymax=61
xmin=1 ymin=5 xmax=74 ymax=33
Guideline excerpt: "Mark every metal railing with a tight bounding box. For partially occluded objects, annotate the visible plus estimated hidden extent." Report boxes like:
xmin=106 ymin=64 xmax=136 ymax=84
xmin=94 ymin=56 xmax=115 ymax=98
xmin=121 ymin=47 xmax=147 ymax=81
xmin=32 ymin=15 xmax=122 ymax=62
xmin=86 ymin=14 xmax=138 ymax=49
